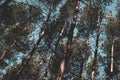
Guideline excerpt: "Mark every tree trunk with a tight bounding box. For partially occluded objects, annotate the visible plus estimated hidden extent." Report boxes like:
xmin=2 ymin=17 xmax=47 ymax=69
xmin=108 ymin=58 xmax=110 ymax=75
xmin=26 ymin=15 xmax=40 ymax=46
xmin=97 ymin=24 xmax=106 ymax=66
xmin=91 ymin=6 xmax=101 ymax=80
xmin=91 ymin=32 xmax=100 ymax=80
xmin=110 ymin=38 xmax=114 ymax=79
xmin=111 ymin=38 xmax=114 ymax=73
xmin=15 ymin=0 xmax=55 ymax=79
xmin=57 ymin=0 xmax=80 ymax=80
xmin=41 ymin=22 xmax=67 ymax=80
xmin=0 ymin=40 xmax=16 ymax=62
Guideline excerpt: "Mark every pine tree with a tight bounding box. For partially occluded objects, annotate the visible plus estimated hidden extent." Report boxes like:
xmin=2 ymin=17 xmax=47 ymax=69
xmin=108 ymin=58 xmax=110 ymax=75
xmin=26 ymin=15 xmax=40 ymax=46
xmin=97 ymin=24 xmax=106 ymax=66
xmin=57 ymin=0 xmax=80 ymax=80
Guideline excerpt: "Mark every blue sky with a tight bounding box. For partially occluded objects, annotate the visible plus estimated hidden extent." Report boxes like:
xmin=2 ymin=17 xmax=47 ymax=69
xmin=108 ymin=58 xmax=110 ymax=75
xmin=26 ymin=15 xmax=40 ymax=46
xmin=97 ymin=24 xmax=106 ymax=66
xmin=0 ymin=0 xmax=119 ymax=79
xmin=106 ymin=0 xmax=117 ymax=15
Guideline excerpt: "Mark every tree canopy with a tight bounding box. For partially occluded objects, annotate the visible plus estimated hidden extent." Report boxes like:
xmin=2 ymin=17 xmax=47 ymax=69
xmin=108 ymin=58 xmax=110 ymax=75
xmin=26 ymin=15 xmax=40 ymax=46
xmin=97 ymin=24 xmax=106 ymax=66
xmin=0 ymin=0 xmax=120 ymax=80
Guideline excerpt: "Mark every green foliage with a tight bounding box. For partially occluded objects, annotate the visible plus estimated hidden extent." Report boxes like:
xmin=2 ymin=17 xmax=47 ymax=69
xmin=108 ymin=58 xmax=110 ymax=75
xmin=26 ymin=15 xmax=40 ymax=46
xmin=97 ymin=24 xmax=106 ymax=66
xmin=0 ymin=1 xmax=42 ymax=77
xmin=77 ymin=1 xmax=104 ymax=38
xmin=0 ymin=0 xmax=120 ymax=80
xmin=60 ymin=0 xmax=76 ymax=19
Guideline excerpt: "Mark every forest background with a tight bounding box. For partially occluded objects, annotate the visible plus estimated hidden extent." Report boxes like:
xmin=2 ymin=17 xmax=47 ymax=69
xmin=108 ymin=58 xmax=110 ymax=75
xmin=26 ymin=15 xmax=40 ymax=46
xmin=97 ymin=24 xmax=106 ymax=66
xmin=0 ymin=0 xmax=120 ymax=80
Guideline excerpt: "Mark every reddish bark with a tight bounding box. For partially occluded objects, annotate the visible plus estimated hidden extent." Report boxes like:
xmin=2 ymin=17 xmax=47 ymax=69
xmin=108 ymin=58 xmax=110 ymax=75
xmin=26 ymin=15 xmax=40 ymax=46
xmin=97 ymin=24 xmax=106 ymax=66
xmin=0 ymin=40 xmax=16 ymax=61
xmin=15 ymin=0 xmax=55 ymax=79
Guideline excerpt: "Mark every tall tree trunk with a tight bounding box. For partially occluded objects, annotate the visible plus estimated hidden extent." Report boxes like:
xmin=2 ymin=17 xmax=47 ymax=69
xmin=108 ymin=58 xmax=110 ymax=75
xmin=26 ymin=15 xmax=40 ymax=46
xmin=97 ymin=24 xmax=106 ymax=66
xmin=41 ymin=22 xmax=67 ymax=80
xmin=111 ymin=38 xmax=114 ymax=73
xmin=91 ymin=32 xmax=100 ymax=80
xmin=57 ymin=0 xmax=80 ymax=80
xmin=110 ymin=38 xmax=114 ymax=79
xmin=91 ymin=6 xmax=101 ymax=80
xmin=15 ymin=0 xmax=55 ymax=79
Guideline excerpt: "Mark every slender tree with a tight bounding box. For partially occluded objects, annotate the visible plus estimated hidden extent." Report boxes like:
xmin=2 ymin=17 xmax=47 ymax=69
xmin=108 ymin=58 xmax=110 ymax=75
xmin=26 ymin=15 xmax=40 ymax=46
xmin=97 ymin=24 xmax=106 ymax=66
xmin=57 ymin=0 xmax=80 ymax=80
xmin=104 ymin=10 xmax=120 ymax=79
xmin=90 ymin=3 xmax=101 ymax=80
xmin=41 ymin=21 xmax=67 ymax=80
xmin=0 ymin=17 xmax=32 ymax=62
xmin=91 ymin=31 xmax=100 ymax=80
xmin=0 ymin=2 xmax=40 ymax=70
xmin=77 ymin=2 xmax=101 ymax=79
xmin=1 ymin=0 xmax=120 ymax=80
xmin=0 ymin=40 xmax=16 ymax=61
xmin=14 ymin=0 xmax=55 ymax=78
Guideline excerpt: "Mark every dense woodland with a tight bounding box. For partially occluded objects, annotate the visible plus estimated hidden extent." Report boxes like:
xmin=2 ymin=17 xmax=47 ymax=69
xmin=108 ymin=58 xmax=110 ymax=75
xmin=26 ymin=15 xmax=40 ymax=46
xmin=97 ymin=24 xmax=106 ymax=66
xmin=0 ymin=0 xmax=120 ymax=80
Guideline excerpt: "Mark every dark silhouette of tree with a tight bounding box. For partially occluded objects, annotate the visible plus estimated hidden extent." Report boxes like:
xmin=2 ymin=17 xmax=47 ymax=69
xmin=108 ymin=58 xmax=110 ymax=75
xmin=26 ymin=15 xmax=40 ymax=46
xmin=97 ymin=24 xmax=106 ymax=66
xmin=57 ymin=0 xmax=80 ymax=80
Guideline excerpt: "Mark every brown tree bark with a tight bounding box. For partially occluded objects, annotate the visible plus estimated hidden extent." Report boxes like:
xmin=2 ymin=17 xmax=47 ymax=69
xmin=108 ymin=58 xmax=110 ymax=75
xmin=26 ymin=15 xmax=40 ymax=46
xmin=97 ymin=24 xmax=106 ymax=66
xmin=57 ymin=0 xmax=80 ymax=80
xmin=0 ymin=40 xmax=16 ymax=62
xmin=15 ymin=0 xmax=55 ymax=79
